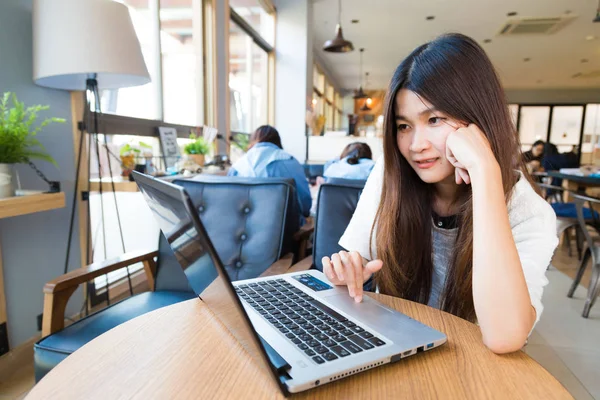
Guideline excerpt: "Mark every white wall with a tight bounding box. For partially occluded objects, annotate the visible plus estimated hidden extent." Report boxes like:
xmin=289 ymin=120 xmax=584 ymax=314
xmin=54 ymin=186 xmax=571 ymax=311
xmin=0 ymin=0 xmax=82 ymax=348
xmin=274 ymin=0 xmax=312 ymax=163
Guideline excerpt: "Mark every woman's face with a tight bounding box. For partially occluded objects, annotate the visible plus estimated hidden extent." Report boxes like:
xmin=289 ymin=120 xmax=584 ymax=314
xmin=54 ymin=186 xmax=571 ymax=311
xmin=395 ymin=89 xmax=461 ymax=184
xmin=532 ymin=143 xmax=544 ymax=157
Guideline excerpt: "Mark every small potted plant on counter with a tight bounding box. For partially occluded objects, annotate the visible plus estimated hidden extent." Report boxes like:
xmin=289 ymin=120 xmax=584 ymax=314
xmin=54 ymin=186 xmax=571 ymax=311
xmin=0 ymin=92 xmax=64 ymax=198
xmin=119 ymin=140 xmax=153 ymax=178
xmin=183 ymin=132 xmax=210 ymax=167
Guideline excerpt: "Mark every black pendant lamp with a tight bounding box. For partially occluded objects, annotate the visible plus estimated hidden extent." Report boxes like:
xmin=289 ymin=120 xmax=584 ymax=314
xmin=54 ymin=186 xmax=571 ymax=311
xmin=323 ymin=0 xmax=354 ymax=52
xmin=353 ymin=49 xmax=368 ymax=99
xmin=595 ymin=0 xmax=600 ymax=22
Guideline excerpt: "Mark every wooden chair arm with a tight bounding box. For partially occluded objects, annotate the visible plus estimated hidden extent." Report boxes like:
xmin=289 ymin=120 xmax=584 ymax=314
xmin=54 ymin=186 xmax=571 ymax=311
xmin=41 ymin=249 xmax=158 ymax=337
xmin=288 ymin=256 xmax=313 ymax=273
xmin=44 ymin=250 xmax=159 ymax=294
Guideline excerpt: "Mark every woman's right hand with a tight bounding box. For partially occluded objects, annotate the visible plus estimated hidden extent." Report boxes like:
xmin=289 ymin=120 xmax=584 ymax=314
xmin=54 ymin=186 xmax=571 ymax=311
xmin=322 ymin=251 xmax=383 ymax=303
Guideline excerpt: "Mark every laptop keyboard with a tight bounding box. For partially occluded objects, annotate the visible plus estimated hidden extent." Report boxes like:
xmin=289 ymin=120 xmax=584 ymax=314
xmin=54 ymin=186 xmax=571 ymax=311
xmin=235 ymin=278 xmax=386 ymax=365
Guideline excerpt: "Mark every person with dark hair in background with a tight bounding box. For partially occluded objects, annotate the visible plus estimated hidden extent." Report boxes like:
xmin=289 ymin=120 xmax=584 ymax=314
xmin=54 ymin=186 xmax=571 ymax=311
xmin=522 ymin=140 xmax=545 ymax=174
xmin=228 ymin=125 xmax=311 ymax=219
xmin=321 ymin=33 xmax=557 ymax=354
xmin=523 ymin=140 xmax=545 ymax=163
xmin=323 ymin=142 xmax=375 ymax=180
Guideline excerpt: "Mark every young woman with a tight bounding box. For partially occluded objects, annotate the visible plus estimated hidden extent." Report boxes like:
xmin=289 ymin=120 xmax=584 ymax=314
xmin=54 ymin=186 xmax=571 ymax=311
xmin=322 ymin=33 xmax=558 ymax=354
xmin=228 ymin=125 xmax=312 ymax=219
xmin=522 ymin=140 xmax=546 ymax=174
xmin=323 ymin=142 xmax=375 ymax=180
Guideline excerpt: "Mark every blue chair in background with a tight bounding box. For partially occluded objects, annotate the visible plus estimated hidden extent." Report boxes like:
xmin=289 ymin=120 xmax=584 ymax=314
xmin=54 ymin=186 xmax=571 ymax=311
xmin=294 ymin=178 xmax=366 ymax=272
xmin=570 ymin=193 xmax=600 ymax=317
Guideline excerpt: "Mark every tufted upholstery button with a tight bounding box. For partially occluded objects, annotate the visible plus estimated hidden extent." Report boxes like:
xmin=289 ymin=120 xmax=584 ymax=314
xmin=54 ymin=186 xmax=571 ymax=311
xmin=198 ymin=205 xmax=205 ymax=212
xmin=235 ymin=261 xmax=243 ymax=268
xmin=243 ymin=207 xmax=250 ymax=214
xmin=240 ymin=233 xmax=247 ymax=241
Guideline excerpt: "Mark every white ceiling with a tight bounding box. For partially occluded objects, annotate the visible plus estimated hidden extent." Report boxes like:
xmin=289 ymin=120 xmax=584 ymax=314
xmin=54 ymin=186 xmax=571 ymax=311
xmin=311 ymin=0 xmax=600 ymax=91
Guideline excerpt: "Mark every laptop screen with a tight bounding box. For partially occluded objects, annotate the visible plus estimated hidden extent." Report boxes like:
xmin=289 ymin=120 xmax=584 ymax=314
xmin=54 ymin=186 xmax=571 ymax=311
xmin=133 ymin=172 xmax=286 ymax=393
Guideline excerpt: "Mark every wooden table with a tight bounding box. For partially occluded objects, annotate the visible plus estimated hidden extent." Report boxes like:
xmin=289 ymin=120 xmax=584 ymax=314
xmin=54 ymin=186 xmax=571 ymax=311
xmin=546 ymin=171 xmax=600 ymax=190
xmin=546 ymin=171 xmax=600 ymax=202
xmin=27 ymin=293 xmax=570 ymax=399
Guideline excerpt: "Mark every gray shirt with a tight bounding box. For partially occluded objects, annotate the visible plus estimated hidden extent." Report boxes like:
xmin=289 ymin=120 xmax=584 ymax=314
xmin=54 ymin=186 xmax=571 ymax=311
xmin=428 ymin=222 xmax=458 ymax=308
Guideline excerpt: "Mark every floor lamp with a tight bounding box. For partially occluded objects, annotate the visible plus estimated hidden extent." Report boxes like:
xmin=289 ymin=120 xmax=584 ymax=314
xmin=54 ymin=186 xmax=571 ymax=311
xmin=32 ymin=0 xmax=150 ymax=307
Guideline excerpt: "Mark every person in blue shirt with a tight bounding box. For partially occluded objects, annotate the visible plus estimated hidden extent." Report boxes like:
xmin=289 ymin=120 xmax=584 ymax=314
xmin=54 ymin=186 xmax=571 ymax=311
xmin=323 ymin=142 xmax=375 ymax=180
xmin=228 ymin=125 xmax=312 ymax=219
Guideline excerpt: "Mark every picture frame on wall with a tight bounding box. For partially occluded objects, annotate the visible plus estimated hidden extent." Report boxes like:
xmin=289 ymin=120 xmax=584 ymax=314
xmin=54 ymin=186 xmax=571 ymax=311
xmin=157 ymin=126 xmax=180 ymax=169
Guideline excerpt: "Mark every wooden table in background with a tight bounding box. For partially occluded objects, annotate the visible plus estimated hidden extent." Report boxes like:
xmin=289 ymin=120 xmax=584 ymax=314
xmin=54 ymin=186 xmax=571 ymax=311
xmin=546 ymin=171 xmax=600 ymax=201
xmin=27 ymin=293 xmax=570 ymax=399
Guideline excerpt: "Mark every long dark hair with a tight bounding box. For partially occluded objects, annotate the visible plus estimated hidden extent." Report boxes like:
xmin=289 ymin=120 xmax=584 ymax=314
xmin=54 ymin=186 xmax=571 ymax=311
xmin=371 ymin=33 xmax=521 ymax=321
xmin=251 ymin=125 xmax=282 ymax=149
xmin=340 ymin=142 xmax=373 ymax=165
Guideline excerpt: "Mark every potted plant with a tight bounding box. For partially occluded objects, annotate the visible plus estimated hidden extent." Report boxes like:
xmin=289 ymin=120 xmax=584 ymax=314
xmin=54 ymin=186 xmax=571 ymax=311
xmin=0 ymin=92 xmax=64 ymax=198
xmin=119 ymin=140 xmax=152 ymax=178
xmin=183 ymin=132 xmax=210 ymax=167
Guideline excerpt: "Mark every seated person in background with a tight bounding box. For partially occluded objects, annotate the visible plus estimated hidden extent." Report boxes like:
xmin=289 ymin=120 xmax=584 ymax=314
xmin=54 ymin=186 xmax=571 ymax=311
xmin=542 ymin=144 xmax=579 ymax=172
xmin=522 ymin=140 xmax=545 ymax=174
xmin=542 ymin=144 xmax=580 ymax=189
xmin=228 ymin=125 xmax=312 ymax=220
xmin=323 ymin=142 xmax=376 ymax=180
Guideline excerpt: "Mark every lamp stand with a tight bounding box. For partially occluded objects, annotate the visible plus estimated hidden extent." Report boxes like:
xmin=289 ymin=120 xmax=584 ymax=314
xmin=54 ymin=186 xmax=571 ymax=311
xmin=63 ymin=77 xmax=133 ymax=314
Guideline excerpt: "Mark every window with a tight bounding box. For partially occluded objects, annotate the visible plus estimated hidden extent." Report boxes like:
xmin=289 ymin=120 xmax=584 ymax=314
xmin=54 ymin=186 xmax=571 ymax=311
xmin=229 ymin=21 xmax=269 ymax=134
xmin=101 ymin=0 xmax=161 ymax=120
xmin=518 ymin=106 xmax=550 ymax=151
xmin=101 ymin=0 xmax=205 ymax=125
xmin=160 ymin=0 xmax=203 ymax=126
xmin=228 ymin=1 xmax=274 ymax=135
xmin=230 ymin=0 xmax=275 ymax=45
xmin=582 ymin=104 xmax=600 ymax=164
xmin=549 ymin=106 xmax=583 ymax=153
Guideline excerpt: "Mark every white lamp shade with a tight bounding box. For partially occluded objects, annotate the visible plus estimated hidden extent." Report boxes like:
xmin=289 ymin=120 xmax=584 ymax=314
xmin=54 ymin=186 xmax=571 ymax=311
xmin=33 ymin=0 xmax=150 ymax=90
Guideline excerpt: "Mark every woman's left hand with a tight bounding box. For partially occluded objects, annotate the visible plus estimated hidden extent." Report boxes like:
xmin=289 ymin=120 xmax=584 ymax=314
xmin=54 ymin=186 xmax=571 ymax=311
xmin=445 ymin=124 xmax=496 ymax=185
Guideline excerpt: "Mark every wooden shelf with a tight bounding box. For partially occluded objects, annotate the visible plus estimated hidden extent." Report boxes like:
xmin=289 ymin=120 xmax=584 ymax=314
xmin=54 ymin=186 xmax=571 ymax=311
xmin=0 ymin=192 xmax=66 ymax=219
xmin=89 ymin=177 xmax=138 ymax=193
xmin=88 ymin=169 xmax=229 ymax=193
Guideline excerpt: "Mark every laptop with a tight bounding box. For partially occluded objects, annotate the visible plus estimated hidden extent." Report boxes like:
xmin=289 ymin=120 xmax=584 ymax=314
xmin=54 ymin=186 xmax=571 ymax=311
xmin=132 ymin=171 xmax=447 ymax=395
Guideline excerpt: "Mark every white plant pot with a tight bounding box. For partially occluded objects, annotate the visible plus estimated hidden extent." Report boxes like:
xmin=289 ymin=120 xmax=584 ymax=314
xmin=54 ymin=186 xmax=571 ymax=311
xmin=0 ymin=164 xmax=15 ymax=199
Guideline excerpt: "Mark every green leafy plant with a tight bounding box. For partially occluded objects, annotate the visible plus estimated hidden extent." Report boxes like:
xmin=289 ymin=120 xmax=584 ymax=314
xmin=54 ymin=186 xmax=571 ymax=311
xmin=119 ymin=141 xmax=152 ymax=157
xmin=0 ymin=92 xmax=65 ymax=166
xmin=231 ymin=133 xmax=250 ymax=152
xmin=183 ymin=133 xmax=210 ymax=155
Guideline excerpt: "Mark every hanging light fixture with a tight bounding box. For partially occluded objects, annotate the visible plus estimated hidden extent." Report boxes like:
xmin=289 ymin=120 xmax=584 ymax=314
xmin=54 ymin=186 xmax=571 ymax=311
xmin=360 ymin=72 xmax=372 ymax=111
xmin=323 ymin=0 xmax=354 ymax=52
xmin=360 ymin=99 xmax=372 ymax=112
xmin=353 ymin=49 xmax=368 ymax=99
xmin=594 ymin=0 xmax=600 ymax=22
